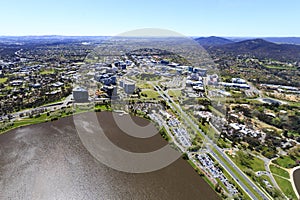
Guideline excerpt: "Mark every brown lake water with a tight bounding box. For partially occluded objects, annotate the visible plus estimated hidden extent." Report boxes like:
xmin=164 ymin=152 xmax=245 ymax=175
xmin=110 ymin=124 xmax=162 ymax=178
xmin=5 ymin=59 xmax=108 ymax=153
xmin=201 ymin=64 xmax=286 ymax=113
xmin=294 ymin=168 xmax=300 ymax=197
xmin=0 ymin=111 xmax=219 ymax=200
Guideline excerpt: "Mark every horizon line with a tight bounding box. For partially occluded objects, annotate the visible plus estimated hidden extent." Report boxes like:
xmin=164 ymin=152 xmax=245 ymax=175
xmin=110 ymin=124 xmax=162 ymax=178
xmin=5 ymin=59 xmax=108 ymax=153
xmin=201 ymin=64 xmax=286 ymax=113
xmin=1 ymin=35 xmax=300 ymax=38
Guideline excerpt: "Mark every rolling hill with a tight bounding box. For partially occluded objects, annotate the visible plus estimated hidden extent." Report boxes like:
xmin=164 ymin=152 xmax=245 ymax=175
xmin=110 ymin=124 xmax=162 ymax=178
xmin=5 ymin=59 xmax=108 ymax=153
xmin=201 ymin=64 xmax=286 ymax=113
xmin=208 ymin=38 xmax=300 ymax=62
xmin=195 ymin=36 xmax=233 ymax=46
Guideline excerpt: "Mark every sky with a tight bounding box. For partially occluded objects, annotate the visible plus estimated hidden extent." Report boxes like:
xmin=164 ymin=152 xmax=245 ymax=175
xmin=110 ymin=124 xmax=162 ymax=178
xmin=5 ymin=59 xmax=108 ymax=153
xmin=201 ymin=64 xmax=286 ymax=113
xmin=0 ymin=0 xmax=299 ymax=37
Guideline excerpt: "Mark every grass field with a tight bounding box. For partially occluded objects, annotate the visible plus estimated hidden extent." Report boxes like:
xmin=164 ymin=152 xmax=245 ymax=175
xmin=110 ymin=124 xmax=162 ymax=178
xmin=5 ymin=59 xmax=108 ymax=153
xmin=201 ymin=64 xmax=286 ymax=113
xmin=288 ymin=101 xmax=300 ymax=107
xmin=198 ymin=123 xmax=219 ymax=141
xmin=270 ymin=164 xmax=290 ymax=179
xmin=217 ymin=137 xmax=231 ymax=148
xmin=137 ymin=82 xmax=153 ymax=89
xmin=229 ymin=152 xmax=266 ymax=172
xmin=141 ymin=89 xmax=159 ymax=99
xmin=0 ymin=77 xmax=8 ymax=83
xmin=40 ymin=69 xmax=55 ymax=75
xmin=12 ymin=114 xmax=50 ymax=127
xmin=273 ymin=176 xmax=297 ymax=199
xmin=0 ymin=114 xmax=52 ymax=135
xmin=265 ymin=65 xmax=297 ymax=70
xmin=260 ymin=175 xmax=273 ymax=186
xmin=1 ymin=107 xmax=97 ymax=135
xmin=250 ymin=156 xmax=266 ymax=172
xmin=272 ymin=155 xmax=300 ymax=168
xmin=168 ymin=89 xmax=182 ymax=98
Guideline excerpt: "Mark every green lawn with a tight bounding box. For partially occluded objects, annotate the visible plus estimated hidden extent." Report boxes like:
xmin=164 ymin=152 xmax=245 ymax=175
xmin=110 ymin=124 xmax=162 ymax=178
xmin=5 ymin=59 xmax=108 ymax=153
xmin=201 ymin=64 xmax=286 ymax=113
xmin=141 ymin=89 xmax=159 ymax=99
xmin=168 ymin=89 xmax=182 ymax=98
xmin=270 ymin=164 xmax=290 ymax=179
xmin=13 ymin=114 xmax=49 ymax=126
xmin=40 ymin=69 xmax=55 ymax=75
xmin=1 ymin=104 xmax=115 ymax=135
xmin=288 ymin=101 xmax=300 ymax=107
xmin=137 ymin=82 xmax=153 ymax=89
xmin=94 ymin=104 xmax=112 ymax=111
xmin=250 ymin=156 xmax=266 ymax=172
xmin=229 ymin=152 xmax=266 ymax=172
xmin=265 ymin=65 xmax=297 ymax=70
xmin=272 ymin=155 xmax=300 ymax=168
xmin=260 ymin=175 xmax=273 ymax=186
xmin=217 ymin=137 xmax=231 ymax=148
xmin=0 ymin=77 xmax=7 ymax=83
xmin=273 ymin=176 xmax=297 ymax=200
xmin=0 ymin=114 xmax=51 ymax=135
xmin=199 ymin=123 xmax=219 ymax=141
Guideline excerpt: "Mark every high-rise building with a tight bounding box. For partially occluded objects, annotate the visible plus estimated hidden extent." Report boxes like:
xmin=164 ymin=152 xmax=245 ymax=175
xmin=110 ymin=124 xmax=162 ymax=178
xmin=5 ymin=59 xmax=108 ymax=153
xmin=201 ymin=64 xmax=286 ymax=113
xmin=73 ymin=87 xmax=89 ymax=102
xmin=124 ymin=82 xmax=135 ymax=94
xmin=119 ymin=79 xmax=136 ymax=94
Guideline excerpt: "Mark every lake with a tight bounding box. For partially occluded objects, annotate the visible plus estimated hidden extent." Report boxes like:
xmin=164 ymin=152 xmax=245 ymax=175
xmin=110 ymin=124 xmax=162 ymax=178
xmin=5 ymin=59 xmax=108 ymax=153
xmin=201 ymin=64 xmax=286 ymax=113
xmin=293 ymin=168 xmax=300 ymax=197
xmin=0 ymin=111 xmax=219 ymax=200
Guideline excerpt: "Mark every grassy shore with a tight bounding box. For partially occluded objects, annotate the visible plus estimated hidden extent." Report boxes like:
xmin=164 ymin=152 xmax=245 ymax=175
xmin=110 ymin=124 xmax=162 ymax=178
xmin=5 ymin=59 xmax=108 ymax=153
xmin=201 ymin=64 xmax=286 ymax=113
xmin=0 ymin=104 xmax=112 ymax=135
xmin=0 ymin=109 xmax=74 ymax=135
xmin=273 ymin=176 xmax=297 ymax=199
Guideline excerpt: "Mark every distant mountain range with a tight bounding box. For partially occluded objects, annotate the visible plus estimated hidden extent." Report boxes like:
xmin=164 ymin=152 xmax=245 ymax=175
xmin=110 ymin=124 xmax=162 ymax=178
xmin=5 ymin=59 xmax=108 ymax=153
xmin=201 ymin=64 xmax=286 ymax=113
xmin=194 ymin=36 xmax=233 ymax=46
xmin=0 ymin=36 xmax=109 ymax=46
xmin=263 ymin=37 xmax=300 ymax=45
xmin=194 ymin=36 xmax=300 ymax=62
xmin=1 ymin=35 xmax=300 ymax=62
xmin=227 ymin=37 xmax=300 ymax=45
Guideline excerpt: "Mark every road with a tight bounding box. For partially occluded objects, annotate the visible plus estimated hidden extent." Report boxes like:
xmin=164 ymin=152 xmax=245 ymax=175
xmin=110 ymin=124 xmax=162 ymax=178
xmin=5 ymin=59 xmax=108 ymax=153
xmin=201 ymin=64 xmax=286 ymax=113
xmin=149 ymin=112 xmax=186 ymax=153
xmin=9 ymin=94 xmax=73 ymax=121
xmin=246 ymin=82 xmax=261 ymax=97
xmin=152 ymin=83 xmax=271 ymax=200
xmin=252 ymin=153 xmax=282 ymax=194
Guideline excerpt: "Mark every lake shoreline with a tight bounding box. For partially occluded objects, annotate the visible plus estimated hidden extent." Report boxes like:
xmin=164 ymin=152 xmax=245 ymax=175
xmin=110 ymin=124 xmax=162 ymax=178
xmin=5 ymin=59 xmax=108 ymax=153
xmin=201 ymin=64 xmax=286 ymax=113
xmin=0 ymin=111 xmax=219 ymax=200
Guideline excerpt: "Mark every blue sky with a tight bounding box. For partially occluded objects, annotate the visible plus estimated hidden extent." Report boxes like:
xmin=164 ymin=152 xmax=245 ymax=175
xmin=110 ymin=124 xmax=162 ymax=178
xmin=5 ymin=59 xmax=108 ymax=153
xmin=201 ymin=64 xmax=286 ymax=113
xmin=1 ymin=0 xmax=299 ymax=36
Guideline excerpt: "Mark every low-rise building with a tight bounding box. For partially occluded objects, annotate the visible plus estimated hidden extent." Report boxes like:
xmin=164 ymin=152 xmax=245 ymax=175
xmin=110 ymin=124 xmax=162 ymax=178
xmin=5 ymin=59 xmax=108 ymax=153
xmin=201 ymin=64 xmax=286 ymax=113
xmin=232 ymin=78 xmax=246 ymax=84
